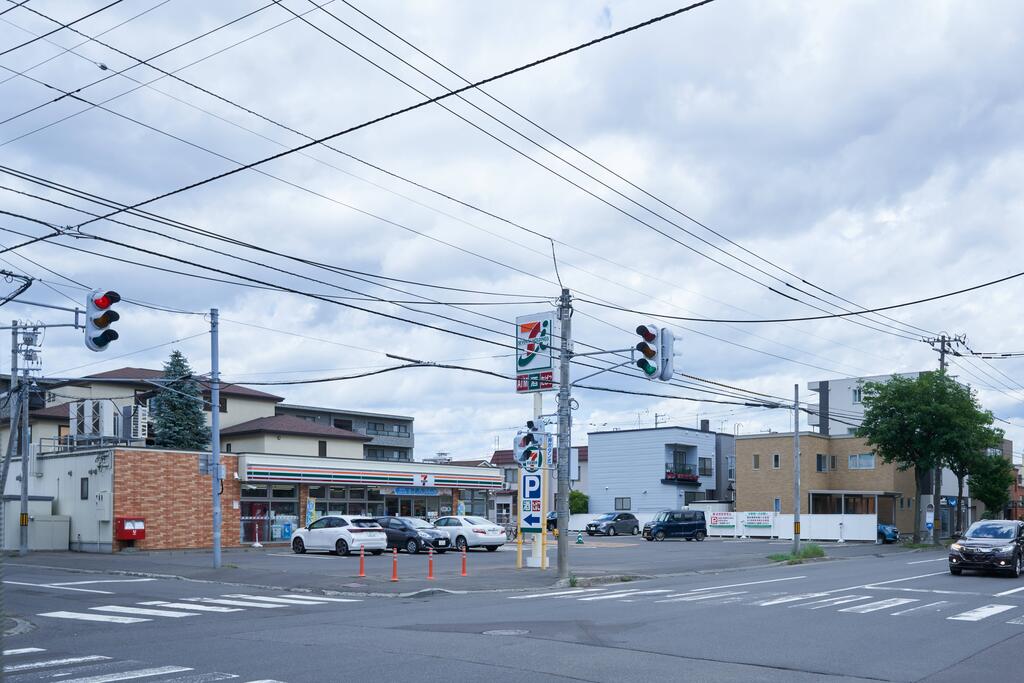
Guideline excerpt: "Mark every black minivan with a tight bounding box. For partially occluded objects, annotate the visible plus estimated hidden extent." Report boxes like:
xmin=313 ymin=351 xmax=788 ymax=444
xmin=643 ymin=509 xmax=707 ymax=542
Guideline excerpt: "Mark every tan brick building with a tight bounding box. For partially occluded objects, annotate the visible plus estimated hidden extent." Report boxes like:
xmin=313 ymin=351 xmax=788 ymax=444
xmin=736 ymin=432 xmax=919 ymax=532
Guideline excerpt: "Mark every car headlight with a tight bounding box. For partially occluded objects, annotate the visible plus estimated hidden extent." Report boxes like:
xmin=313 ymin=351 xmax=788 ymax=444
xmin=418 ymin=531 xmax=433 ymax=538
xmin=950 ymin=543 xmax=963 ymax=551
xmin=997 ymin=544 xmax=1016 ymax=553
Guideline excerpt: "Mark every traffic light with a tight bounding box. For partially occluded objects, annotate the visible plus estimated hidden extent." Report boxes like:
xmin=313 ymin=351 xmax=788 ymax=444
xmin=85 ymin=289 xmax=121 ymax=352
xmin=513 ymin=421 xmax=543 ymax=471
xmin=635 ymin=323 xmax=675 ymax=381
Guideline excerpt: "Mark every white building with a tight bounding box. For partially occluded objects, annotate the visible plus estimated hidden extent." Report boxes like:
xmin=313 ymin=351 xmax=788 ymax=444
xmin=807 ymin=372 xmax=921 ymax=436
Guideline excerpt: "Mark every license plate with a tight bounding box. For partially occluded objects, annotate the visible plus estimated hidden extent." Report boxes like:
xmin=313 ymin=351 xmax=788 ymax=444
xmin=438 ymin=539 xmax=448 ymax=546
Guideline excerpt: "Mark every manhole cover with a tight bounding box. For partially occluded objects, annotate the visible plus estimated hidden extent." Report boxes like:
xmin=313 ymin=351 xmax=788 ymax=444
xmin=483 ymin=629 xmax=529 ymax=636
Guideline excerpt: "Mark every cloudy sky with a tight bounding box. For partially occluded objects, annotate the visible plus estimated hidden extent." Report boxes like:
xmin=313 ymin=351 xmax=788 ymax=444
xmin=2 ymin=0 xmax=1023 ymax=462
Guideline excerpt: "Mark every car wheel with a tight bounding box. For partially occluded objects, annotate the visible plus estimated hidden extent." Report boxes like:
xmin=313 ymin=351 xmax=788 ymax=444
xmin=1012 ymin=554 xmax=1023 ymax=578
xmin=436 ymin=549 xmax=447 ymax=554
xmin=877 ymin=533 xmax=885 ymax=545
xmin=486 ymin=545 xmax=499 ymax=552
xmin=654 ymin=530 xmax=666 ymax=542
xmin=587 ymin=532 xmax=594 ymax=536
xmin=335 ymin=539 xmax=349 ymax=556
xmin=405 ymin=538 xmax=420 ymax=554
xmin=631 ymin=526 xmax=639 ymax=535
xmin=292 ymin=537 xmax=305 ymax=554
xmin=455 ymin=536 xmax=468 ymax=552
xmin=370 ymin=550 xmax=383 ymax=556
xmin=608 ymin=527 xmax=617 ymax=537
xmin=950 ymin=566 xmax=962 ymax=575
xmin=695 ymin=531 xmax=706 ymax=542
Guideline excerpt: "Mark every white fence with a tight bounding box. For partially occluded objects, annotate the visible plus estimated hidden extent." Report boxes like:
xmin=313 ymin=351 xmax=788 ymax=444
xmin=707 ymin=511 xmax=877 ymax=542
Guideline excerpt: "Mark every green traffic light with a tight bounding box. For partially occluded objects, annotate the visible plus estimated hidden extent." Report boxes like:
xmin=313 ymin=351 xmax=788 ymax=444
xmin=637 ymin=359 xmax=657 ymax=376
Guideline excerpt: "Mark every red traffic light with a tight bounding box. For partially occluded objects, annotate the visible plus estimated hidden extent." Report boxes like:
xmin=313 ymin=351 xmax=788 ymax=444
xmin=93 ymin=291 xmax=121 ymax=309
xmin=636 ymin=325 xmax=656 ymax=343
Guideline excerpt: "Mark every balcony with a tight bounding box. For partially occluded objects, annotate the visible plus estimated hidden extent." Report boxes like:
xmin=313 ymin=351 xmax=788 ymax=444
xmin=662 ymin=466 xmax=701 ymax=486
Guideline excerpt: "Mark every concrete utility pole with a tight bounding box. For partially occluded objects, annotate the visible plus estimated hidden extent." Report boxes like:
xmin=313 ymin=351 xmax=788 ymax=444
xmin=210 ymin=308 xmax=222 ymax=569
xmin=19 ymin=366 xmax=29 ymax=556
xmin=933 ymin=334 xmax=949 ymax=546
xmin=792 ymin=384 xmax=801 ymax=555
xmin=556 ymin=288 xmax=572 ymax=580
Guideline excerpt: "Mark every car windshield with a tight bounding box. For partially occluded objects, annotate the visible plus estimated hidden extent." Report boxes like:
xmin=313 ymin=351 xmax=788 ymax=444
xmin=964 ymin=522 xmax=1016 ymax=540
xmin=403 ymin=518 xmax=433 ymax=529
xmin=595 ymin=513 xmax=616 ymax=521
xmin=653 ymin=511 xmax=671 ymax=522
xmin=464 ymin=516 xmax=492 ymax=526
xmin=350 ymin=518 xmax=380 ymax=528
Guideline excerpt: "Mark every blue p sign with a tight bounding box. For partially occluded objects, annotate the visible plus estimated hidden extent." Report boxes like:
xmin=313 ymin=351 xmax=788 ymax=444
xmin=522 ymin=474 xmax=542 ymax=500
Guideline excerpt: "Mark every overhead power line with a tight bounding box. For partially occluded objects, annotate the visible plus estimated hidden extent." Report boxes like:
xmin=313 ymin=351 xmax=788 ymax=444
xmin=0 ymin=0 xmax=125 ymax=58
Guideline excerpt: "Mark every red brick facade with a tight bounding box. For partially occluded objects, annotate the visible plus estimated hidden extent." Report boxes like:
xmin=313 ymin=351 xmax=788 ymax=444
xmin=113 ymin=449 xmax=241 ymax=551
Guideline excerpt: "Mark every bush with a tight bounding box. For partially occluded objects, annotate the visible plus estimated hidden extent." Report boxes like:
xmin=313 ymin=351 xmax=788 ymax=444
xmin=768 ymin=543 xmax=825 ymax=564
xmin=569 ymin=490 xmax=589 ymax=514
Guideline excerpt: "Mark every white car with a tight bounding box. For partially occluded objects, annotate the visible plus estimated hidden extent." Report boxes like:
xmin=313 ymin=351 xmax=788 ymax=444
xmin=291 ymin=515 xmax=387 ymax=556
xmin=433 ymin=516 xmax=506 ymax=552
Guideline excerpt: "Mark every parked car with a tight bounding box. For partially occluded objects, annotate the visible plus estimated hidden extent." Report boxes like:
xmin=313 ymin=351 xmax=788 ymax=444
xmin=877 ymin=523 xmax=899 ymax=544
xmin=291 ymin=515 xmax=387 ymax=556
xmin=949 ymin=519 xmax=1024 ymax=577
xmin=586 ymin=512 xmax=640 ymax=536
xmin=546 ymin=511 xmax=557 ymax=531
xmin=376 ymin=516 xmax=450 ymax=554
xmin=643 ymin=510 xmax=707 ymax=542
xmin=433 ymin=515 xmax=506 ymax=551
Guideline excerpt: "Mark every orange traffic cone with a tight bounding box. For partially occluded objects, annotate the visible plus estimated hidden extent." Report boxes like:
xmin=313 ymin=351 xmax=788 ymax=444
xmin=427 ymin=547 xmax=435 ymax=580
xmin=460 ymin=546 xmax=467 ymax=577
xmin=358 ymin=546 xmax=365 ymax=578
xmin=391 ymin=547 xmax=399 ymax=582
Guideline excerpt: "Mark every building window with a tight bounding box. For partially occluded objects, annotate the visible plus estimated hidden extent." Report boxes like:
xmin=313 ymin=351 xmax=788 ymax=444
xmin=80 ymin=477 xmax=89 ymax=500
xmin=614 ymin=497 xmax=631 ymax=511
xmin=816 ymin=454 xmax=828 ymax=472
xmin=705 ymin=489 xmax=716 ymax=500
xmin=318 ymin=440 xmax=327 ymax=457
xmin=684 ymin=491 xmax=704 ymax=505
xmin=366 ymin=422 xmax=410 ymax=437
xmin=830 ymin=455 xmax=837 ymax=471
xmin=752 ymin=454 xmax=760 ymax=470
xmin=848 ymin=453 xmax=875 ymax=470
xmin=773 ymin=497 xmax=781 ymax=512
xmin=301 ymin=415 xmax=317 ymax=423
xmin=333 ymin=418 xmax=353 ymax=431
xmin=772 ymin=453 xmax=780 ymax=469
xmin=503 ymin=468 xmax=516 ymax=487
xmin=698 ymin=457 xmax=712 ymax=477
xmin=899 ymin=497 xmax=904 ymax=509
xmin=852 ymin=387 xmax=862 ymax=404
xmin=202 ymin=395 xmax=228 ymax=413
xmin=225 ymin=443 xmax=232 ymax=453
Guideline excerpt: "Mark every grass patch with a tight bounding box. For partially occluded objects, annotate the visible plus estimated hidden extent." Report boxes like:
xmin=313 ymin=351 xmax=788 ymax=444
xmin=768 ymin=544 xmax=826 ymax=564
xmin=568 ymin=574 xmax=578 ymax=588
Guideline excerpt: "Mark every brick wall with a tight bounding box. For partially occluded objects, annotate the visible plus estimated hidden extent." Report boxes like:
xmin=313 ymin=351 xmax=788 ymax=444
xmin=113 ymin=448 xmax=240 ymax=551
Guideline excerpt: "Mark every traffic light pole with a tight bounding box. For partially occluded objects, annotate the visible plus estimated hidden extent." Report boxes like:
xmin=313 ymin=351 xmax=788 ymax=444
xmin=556 ymin=288 xmax=572 ymax=581
xmin=210 ymin=308 xmax=222 ymax=569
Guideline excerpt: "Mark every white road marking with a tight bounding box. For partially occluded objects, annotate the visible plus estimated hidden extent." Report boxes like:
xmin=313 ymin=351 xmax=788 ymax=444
xmin=578 ymin=590 xmax=669 ymax=601
xmin=4 ymin=581 xmax=113 ymax=594
xmin=49 ymin=579 xmax=158 ymax=586
xmin=3 ymin=655 xmax=111 ymax=672
xmin=91 ymin=606 xmax=200 ymax=618
xmin=58 ymin=665 xmax=194 ymax=682
xmin=948 ymin=604 xmax=1017 ymax=621
xmin=755 ymin=593 xmax=830 ymax=606
xmin=891 ymin=600 xmax=951 ymax=615
xmin=686 ymin=576 xmax=806 ymax=592
xmin=868 ymin=587 xmax=982 ymax=596
xmin=139 ymin=601 xmax=243 ymax=612
xmin=994 ymin=585 xmax=1024 ymax=597
xmin=281 ymin=594 xmax=361 ymax=602
xmin=839 ymin=598 xmax=917 ymax=613
xmin=656 ymin=591 xmax=747 ymax=603
xmin=37 ymin=611 xmax=150 ymax=624
xmin=793 ymin=595 xmax=871 ymax=610
xmin=509 ymin=589 xmax=604 ymax=599
xmin=906 ymin=558 xmax=947 ymax=565
xmin=2 ymin=647 xmax=45 ymax=655
xmin=862 ymin=571 xmax=949 ymax=588
xmin=184 ymin=598 xmax=283 ymax=609
xmin=243 ymin=680 xmax=288 ymax=682
xmin=220 ymin=594 xmax=330 ymax=605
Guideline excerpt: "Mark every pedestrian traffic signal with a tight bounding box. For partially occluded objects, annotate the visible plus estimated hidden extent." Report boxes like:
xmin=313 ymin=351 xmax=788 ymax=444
xmin=514 ymin=421 xmax=543 ymax=471
xmin=85 ymin=289 xmax=121 ymax=352
xmin=635 ymin=323 xmax=675 ymax=381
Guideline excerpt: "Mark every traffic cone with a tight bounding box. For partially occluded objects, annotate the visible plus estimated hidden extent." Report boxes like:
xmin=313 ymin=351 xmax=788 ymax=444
xmin=358 ymin=545 xmax=365 ymax=578
xmin=427 ymin=547 xmax=435 ymax=580
xmin=390 ymin=547 xmax=399 ymax=582
xmin=460 ymin=546 xmax=468 ymax=577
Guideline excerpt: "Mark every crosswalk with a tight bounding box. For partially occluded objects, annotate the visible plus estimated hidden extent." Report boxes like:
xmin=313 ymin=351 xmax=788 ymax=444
xmin=508 ymin=586 xmax=1024 ymax=626
xmin=37 ymin=592 xmax=359 ymax=625
xmin=1 ymin=646 xmax=286 ymax=682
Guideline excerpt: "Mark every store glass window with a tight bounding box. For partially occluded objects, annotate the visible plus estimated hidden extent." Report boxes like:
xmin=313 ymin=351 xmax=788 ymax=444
xmin=308 ymin=486 xmax=327 ymax=499
xmin=272 ymin=485 xmax=297 ymax=498
xmin=349 ymin=488 xmax=366 ymax=500
xmin=348 ymin=501 xmax=367 ymax=515
xmin=241 ymin=484 xmax=268 ymax=498
xmin=329 ymin=486 xmax=347 ymax=499
xmin=367 ymin=489 xmax=383 ymax=501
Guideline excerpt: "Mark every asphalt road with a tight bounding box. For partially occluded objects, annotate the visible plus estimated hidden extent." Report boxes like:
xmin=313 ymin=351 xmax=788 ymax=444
xmin=6 ymin=543 xmax=1021 ymax=681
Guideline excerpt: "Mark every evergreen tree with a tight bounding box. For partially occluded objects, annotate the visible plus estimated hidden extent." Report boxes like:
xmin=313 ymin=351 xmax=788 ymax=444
xmin=969 ymin=452 xmax=1015 ymax=519
xmin=151 ymin=350 xmax=211 ymax=450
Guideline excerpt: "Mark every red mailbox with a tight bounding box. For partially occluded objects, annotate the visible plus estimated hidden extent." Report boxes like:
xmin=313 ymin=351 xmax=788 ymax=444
xmin=114 ymin=517 xmax=146 ymax=541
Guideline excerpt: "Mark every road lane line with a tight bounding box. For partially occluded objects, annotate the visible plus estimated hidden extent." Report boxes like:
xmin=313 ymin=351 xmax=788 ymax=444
xmin=4 ymin=581 xmax=113 ymax=594
xmin=755 ymin=593 xmax=829 ymax=606
xmin=49 ymin=579 xmax=158 ymax=586
xmin=948 ymin=604 xmax=1017 ymax=621
xmin=509 ymin=589 xmax=604 ymax=599
xmin=59 ymin=665 xmax=194 ymax=682
xmin=220 ymin=594 xmax=330 ymax=605
xmin=863 ymin=571 xmax=949 ymax=588
xmin=686 ymin=576 xmax=805 ymax=592
xmin=891 ymin=600 xmax=951 ymax=615
xmin=37 ymin=611 xmax=149 ymax=624
xmin=995 ymin=586 xmax=1024 ymax=597
xmin=578 ymin=590 xmax=657 ymax=601
xmin=793 ymin=595 xmax=871 ymax=610
xmin=281 ymin=594 xmax=361 ymax=602
xmin=906 ymin=558 xmax=947 ymax=565
xmin=868 ymin=587 xmax=982 ymax=596
xmin=91 ymin=606 xmax=200 ymax=618
xmin=139 ymin=601 xmax=243 ymax=612
xmin=839 ymin=598 xmax=917 ymax=613
xmin=657 ymin=591 xmax=746 ymax=603
xmin=3 ymin=647 xmax=45 ymax=655
xmin=184 ymin=598 xmax=283 ymax=608
xmin=3 ymin=655 xmax=111 ymax=672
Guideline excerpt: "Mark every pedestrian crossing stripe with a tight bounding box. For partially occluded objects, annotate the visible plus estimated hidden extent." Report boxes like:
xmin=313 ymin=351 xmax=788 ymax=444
xmin=838 ymin=598 xmax=917 ymax=613
xmin=91 ymin=605 xmax=201 ymax=618
xmin=948 ymin=604 xmax=1016 ymax=621
xmin=3 ymin=655 xmax=111 ymax=672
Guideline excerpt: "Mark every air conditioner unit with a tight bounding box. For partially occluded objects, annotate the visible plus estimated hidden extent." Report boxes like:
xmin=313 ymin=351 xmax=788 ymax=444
xmin=122 ymin=405 xmax=149 ymax=440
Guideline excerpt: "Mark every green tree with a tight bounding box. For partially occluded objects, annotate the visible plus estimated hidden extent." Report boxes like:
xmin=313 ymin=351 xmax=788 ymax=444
xmin=969 ymin=452 xmax=1015 ymax=519
xmin=151 ymin=350 xmax=210 ymax=450
xmin=569 ymin=490 xmax=589 ymax=514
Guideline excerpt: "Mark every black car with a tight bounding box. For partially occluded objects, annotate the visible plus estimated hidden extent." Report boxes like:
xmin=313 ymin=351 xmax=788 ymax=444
xmin=586 ymin=513 xmax=640 ymax=536
xmin=949 ymin=519 xmax=1024 ymax=576
xmin=376 ymin=516 xmax=450 ymax=554
xmin=643 ymin=509 xmax=707 ymax=542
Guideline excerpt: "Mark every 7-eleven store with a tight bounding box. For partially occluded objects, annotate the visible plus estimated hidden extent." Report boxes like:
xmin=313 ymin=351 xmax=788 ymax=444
xmin=236 ymin=454 xmax=503 ymax=544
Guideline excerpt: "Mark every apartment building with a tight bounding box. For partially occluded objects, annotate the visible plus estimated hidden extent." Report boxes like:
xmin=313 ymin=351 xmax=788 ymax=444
xmin=275 ymin=404 xmax=414 ymax=461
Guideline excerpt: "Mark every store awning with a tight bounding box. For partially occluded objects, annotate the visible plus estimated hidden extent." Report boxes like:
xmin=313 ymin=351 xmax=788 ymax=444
xmin=237 ymin=454 xmax=503 ymax=490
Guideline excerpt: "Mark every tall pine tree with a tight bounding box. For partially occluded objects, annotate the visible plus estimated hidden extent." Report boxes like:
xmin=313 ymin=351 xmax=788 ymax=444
xmin=151 ymin=350 xmax=211 ymax=450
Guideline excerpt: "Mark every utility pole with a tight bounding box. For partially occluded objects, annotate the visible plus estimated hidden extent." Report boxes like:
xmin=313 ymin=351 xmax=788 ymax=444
xmin=556 ymin=288 xmax=572 ymax=581
xmin=19 ymin=366 xmax=29 ymax=556
xmin=792 ymin=384 xmax=801 ymax=555
xmin=210 ymin=308 xmax=222 ymax=569
xmin=933 ymin=334 xmax=949 ymax=546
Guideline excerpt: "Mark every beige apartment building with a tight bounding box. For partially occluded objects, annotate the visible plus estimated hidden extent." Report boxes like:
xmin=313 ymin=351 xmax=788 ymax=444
xmin=736 ymin=432 xmax=918 ymax=532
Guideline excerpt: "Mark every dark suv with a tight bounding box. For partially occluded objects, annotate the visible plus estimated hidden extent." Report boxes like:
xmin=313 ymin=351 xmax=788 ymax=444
xmin=949 ymin=520 xmax=1024 ymax=576
xmin=376 ymin=516 xmax=450 ymax=554
xmin=643 ymin=510 xmax=707 ymax=542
